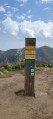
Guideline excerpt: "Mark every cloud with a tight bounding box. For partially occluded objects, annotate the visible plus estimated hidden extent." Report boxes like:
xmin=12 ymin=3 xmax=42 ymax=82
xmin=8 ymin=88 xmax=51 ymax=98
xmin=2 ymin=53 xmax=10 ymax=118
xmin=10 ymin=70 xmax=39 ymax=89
xmin=37 ymin=41 xmax=53 ymax=48
xmin=41 ymin=0 xmax=53 ymax=3
xmin=43 ymin=7 xmax=49 ymax=10
xmin=12 ymin=7 xmax=19 ymax=13
xmin=20 ymin=3 xmax=24 ymax=6
xmin=6 ymin=5 xmax=11 ymax=9
xmin=27 ymin=10 xmax=31 ymax=13
xmin=2 ymin=17 xmax=19 ymax=38
xmin=28 ymin=15 xmax=32 ymax=19
xmin=2 ymin=17 xmax=53 ymax=39
xmin=23 ymin=28 xmax=35 ymax=37
xmin=20 ymin=20 xmax=53 ymax=38
xmin=16 ymin=15 xmax=25 ymax=20
xmin=17 ymin=0 xmax=28 ymax=3
xmin=43 ymin=22 xmax=53 ymax=38
xmin=4 ymin=11 xmax=12 ymax=17
xmin=0 ymin=6 xmax=5 ymax=12
xmin=0 ymin=27 xmax=1 ymax=30
xmin=6 ymin=5 xmax=19 ymax=13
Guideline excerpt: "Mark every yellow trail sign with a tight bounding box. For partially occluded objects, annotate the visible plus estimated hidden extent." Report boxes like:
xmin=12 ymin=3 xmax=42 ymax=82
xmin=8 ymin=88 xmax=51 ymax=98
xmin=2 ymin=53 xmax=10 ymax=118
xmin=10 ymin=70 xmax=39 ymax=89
xmin=25 ymin=50 xmax=35 ymax=55
xmin=25 ymin=55 xmax=35 ymax=59
xmin=25 ymin=46 xmax=35 ymax=50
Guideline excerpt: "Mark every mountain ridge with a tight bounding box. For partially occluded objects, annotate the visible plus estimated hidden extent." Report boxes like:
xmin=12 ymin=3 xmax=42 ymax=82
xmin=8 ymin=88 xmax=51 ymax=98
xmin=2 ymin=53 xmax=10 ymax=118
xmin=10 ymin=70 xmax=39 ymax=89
xmin=0 ymin=46 xmax=53 ymax=64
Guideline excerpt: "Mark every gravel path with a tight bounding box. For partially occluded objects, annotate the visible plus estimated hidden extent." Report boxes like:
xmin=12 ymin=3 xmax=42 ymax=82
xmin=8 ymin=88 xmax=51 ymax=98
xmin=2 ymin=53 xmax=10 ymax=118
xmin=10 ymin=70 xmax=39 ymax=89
xmin=0 ymin=68 xmax=53 ymax=119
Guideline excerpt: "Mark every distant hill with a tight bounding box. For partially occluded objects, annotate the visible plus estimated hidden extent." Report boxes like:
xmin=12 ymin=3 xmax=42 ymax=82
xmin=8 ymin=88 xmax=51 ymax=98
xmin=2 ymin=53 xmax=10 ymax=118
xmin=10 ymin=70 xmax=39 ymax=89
xmin=36 ymin=46 xmax=53 ymax=63
xmin=0 ymin=46 xmax=53 ymax=64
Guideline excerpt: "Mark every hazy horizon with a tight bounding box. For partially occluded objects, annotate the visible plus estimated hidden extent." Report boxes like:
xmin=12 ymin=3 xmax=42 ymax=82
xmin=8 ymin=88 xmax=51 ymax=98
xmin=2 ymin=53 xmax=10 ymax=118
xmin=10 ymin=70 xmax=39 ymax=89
xmin=0 ymin=45 xmax=53 ymax=51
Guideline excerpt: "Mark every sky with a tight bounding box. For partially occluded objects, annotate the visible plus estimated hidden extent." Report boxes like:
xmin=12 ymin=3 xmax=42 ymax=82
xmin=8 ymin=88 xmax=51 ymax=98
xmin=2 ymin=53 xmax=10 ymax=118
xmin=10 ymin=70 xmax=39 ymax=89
xmin=0 ymin=0 xmax=53 ymax=50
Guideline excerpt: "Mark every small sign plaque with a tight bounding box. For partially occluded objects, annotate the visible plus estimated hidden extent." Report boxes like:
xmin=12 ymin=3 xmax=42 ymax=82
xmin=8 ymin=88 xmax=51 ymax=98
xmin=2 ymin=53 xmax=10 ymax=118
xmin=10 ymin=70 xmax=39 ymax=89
xmin=31 ymin=69 xmax=34 ymax=72
xmin=30 ymin=65 xmax=35 ymax=69
xmin=27 ymin=59 xmax=31 ymax=64
xmin=25 ymin=50 xmax=35 ymax=55
xmin=25 ymin=55 xmax=35 ymax=59
xmin=25 ymin=46 xmax=35 ymax=50
xmin=31 ymin=73 xmax=34 ymax=76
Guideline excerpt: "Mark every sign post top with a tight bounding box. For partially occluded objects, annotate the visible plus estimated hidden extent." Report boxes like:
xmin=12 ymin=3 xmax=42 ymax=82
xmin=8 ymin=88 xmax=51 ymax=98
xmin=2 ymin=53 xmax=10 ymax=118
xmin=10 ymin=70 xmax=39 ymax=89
xmin=25 ymin=38 xmax=36 ymax=46
xmin=32 ymin=38 xmax=36 ymax=39
xmin=25 ymin=38 xmax=36 ymax=39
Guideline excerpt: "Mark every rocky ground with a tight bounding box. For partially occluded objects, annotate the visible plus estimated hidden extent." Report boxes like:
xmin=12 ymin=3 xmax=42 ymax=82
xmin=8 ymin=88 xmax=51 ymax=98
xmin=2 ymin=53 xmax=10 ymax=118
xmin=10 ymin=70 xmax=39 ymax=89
xmin=0 ymin=68 xmax=53 ymax=119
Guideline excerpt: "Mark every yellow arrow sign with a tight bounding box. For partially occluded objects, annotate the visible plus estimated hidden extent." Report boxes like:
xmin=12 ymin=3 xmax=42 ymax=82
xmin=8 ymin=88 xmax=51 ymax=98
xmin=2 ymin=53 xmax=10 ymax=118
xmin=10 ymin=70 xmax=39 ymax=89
xmin=25 ymin=50 xmax=35 ymax=55
xmin=25 ymin=55 xmax=35 ymax=59
xmin=25 ymin=46 xmax=35 ymax=50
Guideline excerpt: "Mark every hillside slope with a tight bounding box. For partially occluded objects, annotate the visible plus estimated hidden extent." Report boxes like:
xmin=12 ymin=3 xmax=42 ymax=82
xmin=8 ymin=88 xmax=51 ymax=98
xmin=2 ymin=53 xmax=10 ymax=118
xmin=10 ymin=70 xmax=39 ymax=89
xmin=36 ymin=46 xmax=53 ymax=63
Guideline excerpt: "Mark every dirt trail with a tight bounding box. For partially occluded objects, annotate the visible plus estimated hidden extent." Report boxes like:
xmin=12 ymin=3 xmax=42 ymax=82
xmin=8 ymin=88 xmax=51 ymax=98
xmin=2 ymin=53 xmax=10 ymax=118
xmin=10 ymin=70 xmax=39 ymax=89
xmin=0 ymin=68 xmax=53 ymax=119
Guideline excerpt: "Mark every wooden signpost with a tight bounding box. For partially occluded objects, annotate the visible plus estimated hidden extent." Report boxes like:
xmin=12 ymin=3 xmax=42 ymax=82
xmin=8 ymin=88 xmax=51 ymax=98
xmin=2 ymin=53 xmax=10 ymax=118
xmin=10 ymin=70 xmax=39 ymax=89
xmin=25 ymin=38 xmax=36 ymax=96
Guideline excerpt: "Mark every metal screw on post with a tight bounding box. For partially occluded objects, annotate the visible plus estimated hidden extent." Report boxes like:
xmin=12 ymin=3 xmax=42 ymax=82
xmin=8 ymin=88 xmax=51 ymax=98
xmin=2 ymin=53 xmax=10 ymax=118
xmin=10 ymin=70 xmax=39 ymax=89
xmin=25 ymin=38 xmax=36 ymax=96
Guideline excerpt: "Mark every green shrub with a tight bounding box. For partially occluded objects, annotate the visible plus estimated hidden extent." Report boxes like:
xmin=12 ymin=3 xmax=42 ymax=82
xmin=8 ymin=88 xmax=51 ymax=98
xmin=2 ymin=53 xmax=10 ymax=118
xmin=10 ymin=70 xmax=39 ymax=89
xmin=36 ymin=64 xmax=41 ymax=67
xmin=0 ymin=67 xmax=5 ymax=71
xmin=21 ymin=63 xmax=25 ymax=68
xmin=41 ymin=64 xmax=45 ymax=67
xmin=46 ymin=63 xmax=53 ymax=68
xmin=36 ymin=63 xmax=53 ymax=68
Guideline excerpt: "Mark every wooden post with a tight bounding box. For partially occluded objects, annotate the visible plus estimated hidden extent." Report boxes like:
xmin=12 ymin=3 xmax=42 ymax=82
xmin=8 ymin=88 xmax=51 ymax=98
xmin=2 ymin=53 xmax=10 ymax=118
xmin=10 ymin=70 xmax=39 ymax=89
xmin=25 ymin=38 xmax=36 ymax=96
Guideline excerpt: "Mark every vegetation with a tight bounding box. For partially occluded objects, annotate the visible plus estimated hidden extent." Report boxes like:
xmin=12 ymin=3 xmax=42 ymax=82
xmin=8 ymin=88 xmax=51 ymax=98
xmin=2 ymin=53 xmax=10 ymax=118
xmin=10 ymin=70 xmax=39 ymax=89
xmin=0 ymin=62 xmax=53 ymax=78
xmin=36 ymin=62 xmax=53 ymax=68
xmin=0 ymin=62 xmax=25 ymax=78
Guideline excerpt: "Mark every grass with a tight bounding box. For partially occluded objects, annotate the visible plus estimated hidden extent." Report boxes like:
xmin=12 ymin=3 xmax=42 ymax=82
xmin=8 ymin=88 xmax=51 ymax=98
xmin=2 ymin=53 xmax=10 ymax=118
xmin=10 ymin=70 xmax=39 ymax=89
xmin=0 ymin=63 xmax=25 ymax=78
xmin=0 ymin=67 xmax=52 ymax=78
xmin=0 ymin=62 xmax=53 ymax=78
xmin=0 ymin=69 xmax=25 ymax=78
